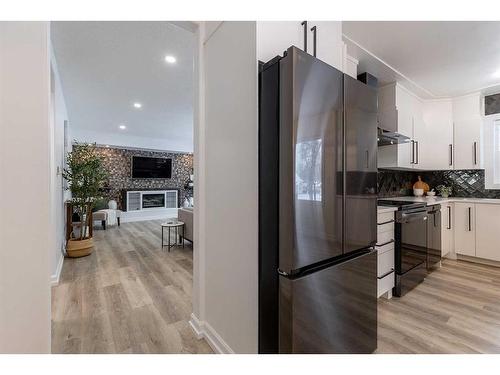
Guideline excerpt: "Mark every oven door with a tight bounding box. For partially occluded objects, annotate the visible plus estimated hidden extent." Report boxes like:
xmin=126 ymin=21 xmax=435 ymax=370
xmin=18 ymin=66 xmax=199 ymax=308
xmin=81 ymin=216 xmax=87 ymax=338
xmin=396 ymin=210 xmax=428 ymax=274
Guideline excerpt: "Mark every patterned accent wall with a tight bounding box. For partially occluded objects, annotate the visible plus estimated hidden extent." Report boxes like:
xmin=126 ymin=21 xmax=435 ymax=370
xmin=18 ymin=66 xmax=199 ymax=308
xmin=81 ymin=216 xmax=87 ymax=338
xmin=378 ymin=169 xmax=500 ymax=199
xmin=91 ymin=146 xmax=193 ymax=209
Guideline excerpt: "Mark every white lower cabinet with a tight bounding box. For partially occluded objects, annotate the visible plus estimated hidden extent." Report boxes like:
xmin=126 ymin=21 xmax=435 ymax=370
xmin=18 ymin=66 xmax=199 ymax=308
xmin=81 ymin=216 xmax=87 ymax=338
xmin=376 ymin=211 xmax=395 ymax=298
xmin=454 ymin=202 xmax=476 ymax=256
xmin=441 ymin=203 xmax=453 ymax=257
xmin=475 ymin=204 xmax=500 ymax=261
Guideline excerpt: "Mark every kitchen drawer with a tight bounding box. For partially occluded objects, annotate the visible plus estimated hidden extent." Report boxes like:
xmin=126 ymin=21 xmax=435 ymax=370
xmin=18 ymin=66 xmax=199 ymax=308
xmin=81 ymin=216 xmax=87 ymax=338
xmin=376 ymin=240 xmax=394 ymax=254
xmin=377 ymin=249 xmax=394 ymax=278
xmin=377 ymin=271 xmax=395 ymax=298
xmin=376 ymin=230 xmax=394 ymax=247
xmin=377 ymin=220 xmax=394 ymax=234
xmin=377 ymin=211 xmax=395 ymax=225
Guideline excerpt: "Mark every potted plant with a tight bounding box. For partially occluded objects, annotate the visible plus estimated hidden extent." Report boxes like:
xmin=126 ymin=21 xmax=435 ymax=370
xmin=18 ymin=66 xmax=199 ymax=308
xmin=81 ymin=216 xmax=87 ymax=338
xmin=63 ymin=142 xmax=108 ymax=257
xmin=436 ymin=185 xmax=452 ymax=198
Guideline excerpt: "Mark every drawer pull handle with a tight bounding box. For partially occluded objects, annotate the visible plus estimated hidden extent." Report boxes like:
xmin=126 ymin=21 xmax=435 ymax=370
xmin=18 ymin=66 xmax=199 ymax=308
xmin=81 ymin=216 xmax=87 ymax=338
xmin=377 ymin=219 xmax=394 ymax=226
xmin=376 ymin=239 xmax=394 ymax=247
xmin=378 ymin=269 xmax=394 ymax=279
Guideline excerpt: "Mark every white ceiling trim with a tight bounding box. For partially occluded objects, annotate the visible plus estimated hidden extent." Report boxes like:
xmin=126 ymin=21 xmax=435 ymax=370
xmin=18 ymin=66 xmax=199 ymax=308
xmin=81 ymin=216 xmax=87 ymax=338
xmin=343 ymin=34 xmax=437 ymax=99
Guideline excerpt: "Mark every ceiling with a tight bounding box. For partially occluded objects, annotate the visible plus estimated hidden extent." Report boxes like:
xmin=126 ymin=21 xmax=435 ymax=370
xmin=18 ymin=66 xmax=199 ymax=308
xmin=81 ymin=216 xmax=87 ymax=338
xmin=343 ymin=21 xmax=500 ymax=98
xmin=51 ymin=21 xmax=195 ymax=152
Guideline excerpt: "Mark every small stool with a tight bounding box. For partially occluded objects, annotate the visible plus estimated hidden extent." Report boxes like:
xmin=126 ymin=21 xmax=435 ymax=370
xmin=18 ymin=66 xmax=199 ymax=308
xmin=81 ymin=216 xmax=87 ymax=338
xmin=161 ymin=220 xmax=185 ymax=252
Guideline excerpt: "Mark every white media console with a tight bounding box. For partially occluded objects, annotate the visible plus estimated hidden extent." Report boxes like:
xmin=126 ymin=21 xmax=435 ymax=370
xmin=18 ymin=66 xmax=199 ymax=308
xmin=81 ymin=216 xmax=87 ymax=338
xmin=122 ymin=190 xmax=178 ymax=223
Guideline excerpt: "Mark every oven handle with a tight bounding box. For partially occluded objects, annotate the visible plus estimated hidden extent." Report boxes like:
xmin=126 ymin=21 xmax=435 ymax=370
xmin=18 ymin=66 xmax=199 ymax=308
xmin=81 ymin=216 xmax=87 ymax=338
xmin=397 ymin=212 xmax=428 ymax=223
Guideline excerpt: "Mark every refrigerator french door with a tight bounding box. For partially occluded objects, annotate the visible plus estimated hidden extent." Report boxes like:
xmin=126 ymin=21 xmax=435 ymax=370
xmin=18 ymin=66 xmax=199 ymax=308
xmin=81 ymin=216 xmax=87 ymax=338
xmin=259 ymin=46 xmax=378 ymax=354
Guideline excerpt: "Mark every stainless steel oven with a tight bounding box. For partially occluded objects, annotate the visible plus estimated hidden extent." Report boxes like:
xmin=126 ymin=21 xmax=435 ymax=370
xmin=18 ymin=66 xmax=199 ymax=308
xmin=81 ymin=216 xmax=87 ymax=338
xmin=394 ymin=204 xmax=428 ymax=296
xmin=378 ymin=200 xmax=443 ymax=297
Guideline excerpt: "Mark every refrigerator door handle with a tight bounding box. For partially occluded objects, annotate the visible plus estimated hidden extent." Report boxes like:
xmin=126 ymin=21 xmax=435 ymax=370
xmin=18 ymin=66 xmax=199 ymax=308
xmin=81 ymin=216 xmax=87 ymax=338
xmin=277 ymin=269 xmax=290 ymax=277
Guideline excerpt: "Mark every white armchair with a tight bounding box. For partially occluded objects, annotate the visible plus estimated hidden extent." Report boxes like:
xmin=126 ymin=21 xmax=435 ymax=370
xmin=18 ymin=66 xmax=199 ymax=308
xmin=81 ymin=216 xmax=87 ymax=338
xmin=93 ymin=200 xmax=122 ymax=230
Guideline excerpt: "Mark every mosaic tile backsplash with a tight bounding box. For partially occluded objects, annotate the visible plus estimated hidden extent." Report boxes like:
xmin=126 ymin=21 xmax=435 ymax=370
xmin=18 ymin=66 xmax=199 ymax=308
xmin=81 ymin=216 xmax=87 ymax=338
xmin=378 ymin=169 xmax=500 ymax=199
xmin=91 ymin=146 xmax=193 ymax=209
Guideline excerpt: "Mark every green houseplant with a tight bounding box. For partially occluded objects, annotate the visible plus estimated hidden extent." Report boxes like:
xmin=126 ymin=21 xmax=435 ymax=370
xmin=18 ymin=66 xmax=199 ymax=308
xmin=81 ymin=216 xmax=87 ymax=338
xmin=63 ymin=142 xmax=107 ymax=257
xmin=436 ymin=185 xmax=452 ymax=198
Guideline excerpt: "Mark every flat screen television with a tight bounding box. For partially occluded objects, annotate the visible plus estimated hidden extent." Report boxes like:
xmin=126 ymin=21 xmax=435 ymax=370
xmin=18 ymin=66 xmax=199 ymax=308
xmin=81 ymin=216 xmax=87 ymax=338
xmin=132 ymin=156 xmax=172 ymax=178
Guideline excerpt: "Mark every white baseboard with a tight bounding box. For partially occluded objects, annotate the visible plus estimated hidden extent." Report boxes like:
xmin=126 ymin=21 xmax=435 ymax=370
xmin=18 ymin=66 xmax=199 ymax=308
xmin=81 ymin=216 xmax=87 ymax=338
xmin=189 ymin=313 xmax=234 ymax=354
xmin=50 ymin=254 xmax=64 ymax=286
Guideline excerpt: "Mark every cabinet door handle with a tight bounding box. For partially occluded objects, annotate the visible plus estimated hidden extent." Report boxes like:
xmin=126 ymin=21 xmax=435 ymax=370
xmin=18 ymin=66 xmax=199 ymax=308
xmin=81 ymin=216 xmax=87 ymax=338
xmin=473 ymin=141 xmax=477 ymax=165
xmin=411 ymin=140 xmax=415 ymax=164
xmin=378 ymin=269 xmax=394 ymax=279
xmin=310 ymin=26 xmax=317 ymax=57
xmin=376 ymin=239 xmax=394 ymax=247
xmin=415 ymin=141 xmax=419 ymax=164
xmin=447 ymin=206 xmax=451 ymax=230
xmin=301 ymin=21 xmax=308 ymax=53
xmin=366 ymin=150 xmax=369 ymax=169
xmin=378 ymin=219 xmax=395 ymax=226
xmin=449 ymin=144 xmax=453 ymax=166
xmin=468 ymin=207 xmax=472 ymax=231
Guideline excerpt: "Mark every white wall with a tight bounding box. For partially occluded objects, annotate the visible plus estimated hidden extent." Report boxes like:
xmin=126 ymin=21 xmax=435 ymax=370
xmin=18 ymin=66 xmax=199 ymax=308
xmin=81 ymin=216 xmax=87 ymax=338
xmin=0 ymin=21 xmax=51 ymax=353
xmin=192 ymin=21 xmax=258 ymax=354
xmin=71 ymin=127 xmax=193 ymax=153
xmin=49 ymin=46 xmax=69 ymax=285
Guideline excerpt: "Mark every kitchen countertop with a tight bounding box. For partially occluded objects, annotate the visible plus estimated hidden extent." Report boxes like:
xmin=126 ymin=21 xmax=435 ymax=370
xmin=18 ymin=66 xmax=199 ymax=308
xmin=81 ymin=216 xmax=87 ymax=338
xmin=379 ymin=196 xmax=500 ymax=205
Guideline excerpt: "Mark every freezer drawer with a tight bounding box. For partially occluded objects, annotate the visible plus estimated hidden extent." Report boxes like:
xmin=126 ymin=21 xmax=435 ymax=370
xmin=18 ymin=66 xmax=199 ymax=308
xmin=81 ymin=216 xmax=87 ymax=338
xmin=279 ymin=250 xmax=377 ymax=353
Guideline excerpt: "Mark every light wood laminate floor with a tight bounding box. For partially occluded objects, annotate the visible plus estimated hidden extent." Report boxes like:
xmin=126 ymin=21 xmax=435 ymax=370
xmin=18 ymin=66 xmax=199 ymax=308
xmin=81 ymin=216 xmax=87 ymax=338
xmin=51 ymin=220 xmax=213 ymax=354
xmin=53 ymin=220 xmax=500 ymax=354
xmin=377 ymin=259 xmax=500 ymax=353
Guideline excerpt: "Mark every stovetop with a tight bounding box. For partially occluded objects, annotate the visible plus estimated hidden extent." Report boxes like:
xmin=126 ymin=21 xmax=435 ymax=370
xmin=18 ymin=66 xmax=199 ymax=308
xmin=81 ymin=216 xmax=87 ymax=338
xmin=377 ymin=199 xmax=427 ymax=211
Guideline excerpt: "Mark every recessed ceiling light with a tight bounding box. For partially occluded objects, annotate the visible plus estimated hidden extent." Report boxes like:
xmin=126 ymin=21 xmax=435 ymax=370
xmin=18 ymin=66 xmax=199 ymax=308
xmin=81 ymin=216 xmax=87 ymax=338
xmin=165 ymin=55 xmax=176 ymax=64
xmin=494 ymin=69 xmax=500 ymax=78
xmin=133 ymin=102 xmax=142 ymax=109
xmin=119 ymin=124 xmax=126 ymax=130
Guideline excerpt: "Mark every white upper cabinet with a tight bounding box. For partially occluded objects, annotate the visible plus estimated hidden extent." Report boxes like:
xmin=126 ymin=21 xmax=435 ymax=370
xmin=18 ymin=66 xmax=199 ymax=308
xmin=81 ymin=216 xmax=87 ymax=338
xmin=378 ymin=83 xmax=414 ymax=136
xmin=307 ymin=21 xmax=343 ymax=71
xmin=378 ymin=83 xmax=423 ymax=170
xmin=411 ymin=95 xmax=426 ymax=169
xmin=256 ymin=21 xmax=343 ymax=71
xmin=422 ymin=100 xmax=454 ymax=170
xmin=257 ymin=21 xmax=304 ymax=63
xmin=452 ymin=93 xmax=482 ymax=170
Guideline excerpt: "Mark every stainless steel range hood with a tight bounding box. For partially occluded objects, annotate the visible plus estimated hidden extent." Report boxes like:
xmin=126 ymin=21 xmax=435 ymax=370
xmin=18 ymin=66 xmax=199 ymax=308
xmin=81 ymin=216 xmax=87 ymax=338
xmin=377 ymin=128 xmax=411 ymax=146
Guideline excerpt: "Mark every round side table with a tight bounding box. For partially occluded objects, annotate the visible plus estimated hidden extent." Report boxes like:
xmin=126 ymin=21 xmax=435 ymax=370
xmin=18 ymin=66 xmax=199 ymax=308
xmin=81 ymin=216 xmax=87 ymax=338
xmin=161 ymin=221 xmax=185 ymax=252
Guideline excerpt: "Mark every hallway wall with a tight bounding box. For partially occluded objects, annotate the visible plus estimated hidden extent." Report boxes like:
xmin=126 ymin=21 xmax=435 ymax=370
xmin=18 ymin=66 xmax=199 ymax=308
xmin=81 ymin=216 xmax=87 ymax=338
xmin=0 ymin=21 xmax=52 ymax=353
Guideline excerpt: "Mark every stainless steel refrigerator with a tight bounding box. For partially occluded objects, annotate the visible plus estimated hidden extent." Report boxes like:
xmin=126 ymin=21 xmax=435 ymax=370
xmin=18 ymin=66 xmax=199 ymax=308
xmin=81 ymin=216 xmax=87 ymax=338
xmin=259 ymin=46 xmax=378 ymax=353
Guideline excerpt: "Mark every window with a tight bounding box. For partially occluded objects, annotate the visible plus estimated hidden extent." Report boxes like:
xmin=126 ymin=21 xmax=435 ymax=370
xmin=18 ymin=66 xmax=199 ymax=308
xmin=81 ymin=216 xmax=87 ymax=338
xmin=295 ymin=139 xmax=323 ymax=202
xmin=494 ymin=120 xmax=500 ymax=185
